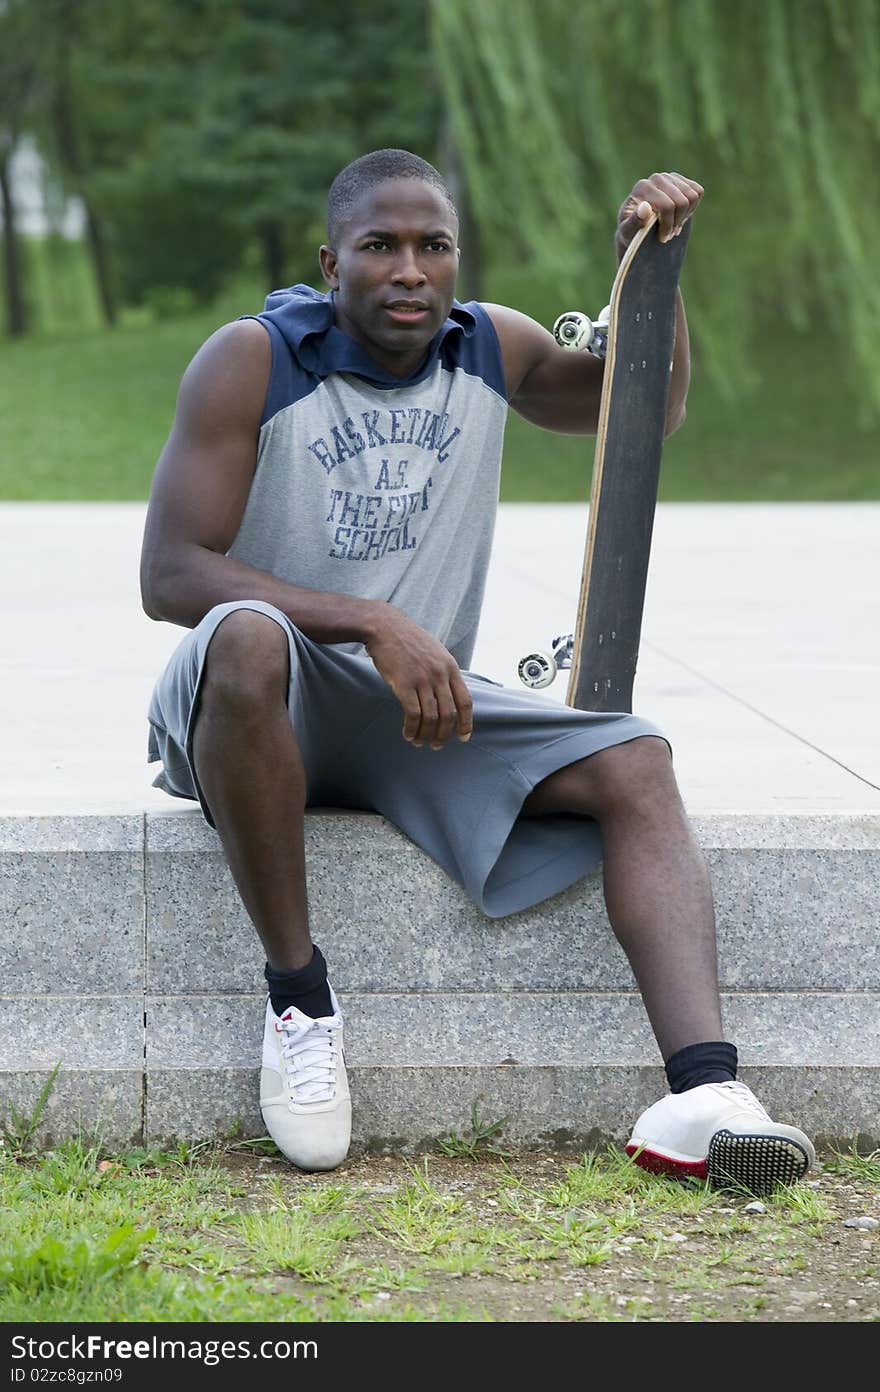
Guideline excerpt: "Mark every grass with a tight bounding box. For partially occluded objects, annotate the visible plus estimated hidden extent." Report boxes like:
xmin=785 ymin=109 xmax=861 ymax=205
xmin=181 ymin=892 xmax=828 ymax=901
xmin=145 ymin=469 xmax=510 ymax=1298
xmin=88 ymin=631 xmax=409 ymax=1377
xmin=0 ymin=1132 xmax=876 ymax=1323
xmin=0 ymin=1060 xmax=62 ymax=1154
xmin=824 ymin=1144 xmax=880 ymax=1185
xmin=437 ymin=1102 xmax=511 ymax=1159
xmin=0 ymin=248 xmax=877 ymax=502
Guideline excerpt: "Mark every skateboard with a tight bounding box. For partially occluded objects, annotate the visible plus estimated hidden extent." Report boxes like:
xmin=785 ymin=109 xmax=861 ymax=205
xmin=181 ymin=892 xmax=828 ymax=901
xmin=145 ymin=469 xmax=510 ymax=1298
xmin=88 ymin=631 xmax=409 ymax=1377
xmin=517 ymin=213 xmax=691 ymax=713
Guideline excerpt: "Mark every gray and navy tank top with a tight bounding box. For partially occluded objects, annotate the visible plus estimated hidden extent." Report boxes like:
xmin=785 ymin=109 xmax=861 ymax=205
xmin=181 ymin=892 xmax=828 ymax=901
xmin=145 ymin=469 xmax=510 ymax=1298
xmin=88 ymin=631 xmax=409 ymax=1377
xmin=232 ymin=284 xmax=509 ymax=669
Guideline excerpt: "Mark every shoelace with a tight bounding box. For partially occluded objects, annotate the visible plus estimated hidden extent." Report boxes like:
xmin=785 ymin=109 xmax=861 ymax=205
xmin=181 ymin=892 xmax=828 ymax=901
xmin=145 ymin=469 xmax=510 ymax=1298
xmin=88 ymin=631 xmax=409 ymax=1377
xmin=277 ymin=1013 xmax=341 ymax=1104
xmin=715 ymin=1081 xmax=771 ymax=1120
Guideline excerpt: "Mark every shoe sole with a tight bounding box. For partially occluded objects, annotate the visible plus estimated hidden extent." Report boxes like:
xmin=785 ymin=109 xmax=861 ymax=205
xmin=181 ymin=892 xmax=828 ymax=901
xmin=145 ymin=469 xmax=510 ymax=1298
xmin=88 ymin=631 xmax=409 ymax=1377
xmin=626 ymin=1130 xmax=811 ymax=1193
xmin=625 ymin=1142 xmax=707 ymax=1181
xmin=707 ymin=1129 xmax=811 ymax=1193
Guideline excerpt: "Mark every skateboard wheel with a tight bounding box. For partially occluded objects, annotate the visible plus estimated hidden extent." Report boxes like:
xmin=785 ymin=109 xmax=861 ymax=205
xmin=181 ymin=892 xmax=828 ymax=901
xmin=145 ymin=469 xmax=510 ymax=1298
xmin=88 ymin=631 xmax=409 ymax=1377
xmin=518 ymin=651 xmax=557 ymax=688
xmin=553 ymin=311 xmax=593 ymax=352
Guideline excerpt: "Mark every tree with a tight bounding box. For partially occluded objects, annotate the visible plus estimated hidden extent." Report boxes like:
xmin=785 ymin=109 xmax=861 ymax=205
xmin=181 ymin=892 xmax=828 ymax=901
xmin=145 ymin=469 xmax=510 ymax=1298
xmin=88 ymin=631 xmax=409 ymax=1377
xmin=0 ymin=0 xmax=39 ymax=335
xmin=431 ymin=0 xmax=880 ymax=415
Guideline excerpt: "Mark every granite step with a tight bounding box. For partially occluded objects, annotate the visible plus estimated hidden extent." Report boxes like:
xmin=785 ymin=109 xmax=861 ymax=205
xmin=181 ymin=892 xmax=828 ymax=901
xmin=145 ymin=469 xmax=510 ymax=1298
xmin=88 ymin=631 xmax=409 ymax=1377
xmin=1 ymin=809 xmax=878 ymax=1150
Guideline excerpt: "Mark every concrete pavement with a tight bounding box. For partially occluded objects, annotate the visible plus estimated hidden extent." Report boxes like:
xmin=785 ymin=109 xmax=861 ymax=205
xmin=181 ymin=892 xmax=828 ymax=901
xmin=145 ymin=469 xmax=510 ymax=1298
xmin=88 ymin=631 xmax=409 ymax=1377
xmin=1 ymin=500 xmax=877 ymax=816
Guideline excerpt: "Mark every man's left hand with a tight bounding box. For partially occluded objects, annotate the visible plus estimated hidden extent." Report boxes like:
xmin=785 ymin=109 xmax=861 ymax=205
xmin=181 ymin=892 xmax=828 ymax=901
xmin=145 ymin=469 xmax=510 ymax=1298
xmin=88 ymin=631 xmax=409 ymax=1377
xmin=615 ymin=173 xmax=704 ymax=260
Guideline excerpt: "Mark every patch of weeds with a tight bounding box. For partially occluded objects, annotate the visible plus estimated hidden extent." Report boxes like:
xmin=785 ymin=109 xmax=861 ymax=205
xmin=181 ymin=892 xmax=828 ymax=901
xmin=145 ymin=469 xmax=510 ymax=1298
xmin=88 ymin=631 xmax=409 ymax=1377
xmin=426 ymin=1241 xmax=501 ymax=1277
xmin=292 ymin=1183 xmax=359 ymax=1216
xmin=220 ymin=1124 xmax=278 ymax=1158
xmin=541 ymin=1149 xmax=634 ymax=1206
xmin=436 ymin=1103 xmax=511 ymax=1159
xmin=321 ymin=1292 xmax=490 ymax=1322
xmin=780 ymin=1253 xmax=808 ymax=1275
xmin=739 ymin=1294 xmax=770 ymax=1316
xmin=116 ymin=1140 xmax=218 ymax=1174
xmin=1 ymin=1062 xmax=62 ymax=1156
xmin=490 ymin=1169 xmax=627 ymax=1267
xmin=492 ymin=1233 xmax=559 ymax=1264
xmin=364 ymin=1160 xmax=468 ymax=1257
xmin=685 ymin=1303 xmax=724 ymax=1320
xmin=552 ymin=1290 xmax=655 ymax=1322
xmin=341 ymin=1263 xmax=427 ymax=1296
xmin=823 ymin=1142 xmax=880 ymax=1185
xmin=0 ymin=1224 xmax=154 ymax=1291
xmin=15 ymin=1136 xmax=104 ymax=1199
xmin=229 ymin=1208 xmax=360 ymax=1282
xmin=560 ymin=1148 xmax=716 ymax=1220
xmin=724 ymin=1273 xmax=767 ymax=1289
xmin=769 ymin=1184 xmax=833 ymax=1229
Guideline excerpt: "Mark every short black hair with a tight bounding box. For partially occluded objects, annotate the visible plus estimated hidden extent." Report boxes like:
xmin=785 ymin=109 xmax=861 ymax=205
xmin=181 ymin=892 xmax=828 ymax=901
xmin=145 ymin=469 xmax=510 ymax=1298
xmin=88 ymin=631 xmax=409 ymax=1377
xmin=326 ymin=149 xmax=457 ymax=244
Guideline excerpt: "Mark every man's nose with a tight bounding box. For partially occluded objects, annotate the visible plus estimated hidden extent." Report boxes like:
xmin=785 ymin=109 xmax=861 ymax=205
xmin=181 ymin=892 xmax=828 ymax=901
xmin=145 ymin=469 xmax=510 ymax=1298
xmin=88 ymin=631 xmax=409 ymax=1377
xmin=390 ymin=249 xmax=426 ymax=287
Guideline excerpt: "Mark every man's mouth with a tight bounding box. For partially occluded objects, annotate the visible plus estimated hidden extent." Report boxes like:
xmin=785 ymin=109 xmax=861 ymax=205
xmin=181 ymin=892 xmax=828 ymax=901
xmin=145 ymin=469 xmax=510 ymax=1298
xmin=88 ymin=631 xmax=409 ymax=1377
xmin=384 ymin=300 xmax=431 ymax=324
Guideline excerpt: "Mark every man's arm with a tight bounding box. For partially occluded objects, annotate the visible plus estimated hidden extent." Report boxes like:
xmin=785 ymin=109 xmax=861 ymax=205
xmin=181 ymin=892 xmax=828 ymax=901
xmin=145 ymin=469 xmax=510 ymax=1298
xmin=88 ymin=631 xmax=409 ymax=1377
xmin=139 ymin=320 xmax=473 ymax=749
xmin=140 ymin=318 xmax=383 ymax=640
xmin=483 ymin=172 xmax=702 ymax=437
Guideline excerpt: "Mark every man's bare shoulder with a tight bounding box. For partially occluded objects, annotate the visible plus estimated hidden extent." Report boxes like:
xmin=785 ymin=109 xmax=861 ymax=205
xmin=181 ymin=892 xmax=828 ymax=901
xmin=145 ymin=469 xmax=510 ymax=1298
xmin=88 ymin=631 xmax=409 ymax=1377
xmin=174 ymin=316 xmax=272 ymax=431
xmin=479 ymin=302 xmax=559 ymax=402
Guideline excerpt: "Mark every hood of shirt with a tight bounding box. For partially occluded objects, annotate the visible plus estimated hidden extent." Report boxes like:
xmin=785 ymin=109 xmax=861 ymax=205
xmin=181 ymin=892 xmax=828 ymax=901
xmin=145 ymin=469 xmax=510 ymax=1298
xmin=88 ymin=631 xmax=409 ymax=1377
xmin=250 ymin=283 xmax=477 ymax=388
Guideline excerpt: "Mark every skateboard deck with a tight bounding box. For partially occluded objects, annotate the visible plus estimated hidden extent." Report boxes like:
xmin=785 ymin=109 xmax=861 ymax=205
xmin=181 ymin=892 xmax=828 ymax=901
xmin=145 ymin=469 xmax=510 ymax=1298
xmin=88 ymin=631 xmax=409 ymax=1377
xmin=567 ymin=213 xmax=690 ymax=713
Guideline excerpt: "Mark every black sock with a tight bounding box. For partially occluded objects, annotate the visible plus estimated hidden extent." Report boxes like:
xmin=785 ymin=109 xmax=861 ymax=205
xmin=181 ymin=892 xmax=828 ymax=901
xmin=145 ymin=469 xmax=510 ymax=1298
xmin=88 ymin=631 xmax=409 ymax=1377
xmin=265 ymin=945 xmax=332 ymax=1020
xmin=665 ymin=1040 xmax=738 ymax=1094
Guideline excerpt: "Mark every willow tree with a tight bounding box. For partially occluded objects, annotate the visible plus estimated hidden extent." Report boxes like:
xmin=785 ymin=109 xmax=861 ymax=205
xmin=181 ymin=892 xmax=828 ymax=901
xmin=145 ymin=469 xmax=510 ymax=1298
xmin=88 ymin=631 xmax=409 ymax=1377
xmin=431 ymin=0 xmax=880 ymax=417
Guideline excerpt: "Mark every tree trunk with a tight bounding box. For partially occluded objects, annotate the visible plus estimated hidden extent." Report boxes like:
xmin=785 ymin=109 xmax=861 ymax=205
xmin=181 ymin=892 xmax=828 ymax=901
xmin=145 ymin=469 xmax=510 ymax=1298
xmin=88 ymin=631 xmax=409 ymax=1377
xmin=80 ymin=199 xmax=116 ymax=325
xmin=50 ymin=35 xmax=117 ymax=326
xmin=457 ymin=180 xmax=483 ymax=304
xmin=260 ymin=222 xmax=286 ymax=290
xmin=0 ymin=144 xmax=27 ymax=337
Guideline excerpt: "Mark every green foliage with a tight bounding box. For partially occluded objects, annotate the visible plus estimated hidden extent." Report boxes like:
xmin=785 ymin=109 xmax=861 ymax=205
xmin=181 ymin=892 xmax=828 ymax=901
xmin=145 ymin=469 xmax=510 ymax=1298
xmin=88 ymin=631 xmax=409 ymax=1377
xmin=0 ymin=1138 xmax=867 ymax=1321
xmin=1 ymin=1062 xmax=62 ymax=1156
xmin=432 ymin=0 xmax=880 ymax=416
xmin=1 ymin=260 xmax=878 ymax=501
xmin=12 ymin=0 xmax=441 ymax=306
xmin=0 ymin=1224 xmax=156 ymax=1296
xmin=437 ymin=1102 xmax=511 ymax=1159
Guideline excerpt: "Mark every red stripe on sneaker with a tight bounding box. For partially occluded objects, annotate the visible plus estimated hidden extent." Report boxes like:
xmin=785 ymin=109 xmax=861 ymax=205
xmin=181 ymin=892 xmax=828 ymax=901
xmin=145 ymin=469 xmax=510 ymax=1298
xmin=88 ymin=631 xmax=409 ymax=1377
xmin=626 ymin=1143 xmax=708 ymax=1181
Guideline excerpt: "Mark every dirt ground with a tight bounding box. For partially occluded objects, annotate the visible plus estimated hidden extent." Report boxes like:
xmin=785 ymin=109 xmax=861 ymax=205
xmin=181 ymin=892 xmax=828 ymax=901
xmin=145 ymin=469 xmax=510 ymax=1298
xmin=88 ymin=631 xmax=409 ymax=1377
xmin=219 ymin=1147 xmax=880 ymax=1323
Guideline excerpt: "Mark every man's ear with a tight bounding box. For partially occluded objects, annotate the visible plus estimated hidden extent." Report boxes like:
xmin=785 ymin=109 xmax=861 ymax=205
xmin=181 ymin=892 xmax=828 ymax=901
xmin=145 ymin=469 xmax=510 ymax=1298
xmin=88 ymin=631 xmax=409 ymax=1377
xmin=319 ymin=245 xmax=339 ymax=290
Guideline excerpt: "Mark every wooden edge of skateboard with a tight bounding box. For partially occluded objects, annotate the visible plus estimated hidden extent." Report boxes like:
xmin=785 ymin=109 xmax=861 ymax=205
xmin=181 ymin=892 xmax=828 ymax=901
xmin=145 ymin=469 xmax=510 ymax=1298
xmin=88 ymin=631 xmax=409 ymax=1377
xmin=564 ymin=212 xmax=659 ymax=706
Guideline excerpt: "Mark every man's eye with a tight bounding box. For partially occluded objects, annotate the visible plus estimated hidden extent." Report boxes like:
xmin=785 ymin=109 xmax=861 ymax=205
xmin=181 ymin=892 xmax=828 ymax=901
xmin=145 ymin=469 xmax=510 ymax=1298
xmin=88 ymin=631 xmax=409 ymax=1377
xmin=365 ymin=241 xmax=389 ymax=251
xmin=428 ymin=242 xmax=451 ymax=252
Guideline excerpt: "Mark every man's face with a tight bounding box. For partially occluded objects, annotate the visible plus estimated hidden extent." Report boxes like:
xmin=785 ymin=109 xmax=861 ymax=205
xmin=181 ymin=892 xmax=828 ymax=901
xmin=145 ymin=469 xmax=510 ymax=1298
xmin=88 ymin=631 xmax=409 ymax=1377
xmin=319 ymin=178 xmax=460 ymax=378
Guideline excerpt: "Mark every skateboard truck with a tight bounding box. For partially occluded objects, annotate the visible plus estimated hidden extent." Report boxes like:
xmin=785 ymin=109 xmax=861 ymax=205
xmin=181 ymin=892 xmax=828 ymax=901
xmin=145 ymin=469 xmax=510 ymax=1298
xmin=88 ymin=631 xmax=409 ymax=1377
xmin=517 ymin=632 xmax=574 ymax=689
xmin=552 ymin=305 xmax=611 ymax=359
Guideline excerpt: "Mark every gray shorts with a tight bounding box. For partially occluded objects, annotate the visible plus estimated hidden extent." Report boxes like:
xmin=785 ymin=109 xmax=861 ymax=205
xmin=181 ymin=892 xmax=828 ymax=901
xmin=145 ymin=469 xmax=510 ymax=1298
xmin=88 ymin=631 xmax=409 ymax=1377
xmin=147 ymin=600 xmax=672 ymax=919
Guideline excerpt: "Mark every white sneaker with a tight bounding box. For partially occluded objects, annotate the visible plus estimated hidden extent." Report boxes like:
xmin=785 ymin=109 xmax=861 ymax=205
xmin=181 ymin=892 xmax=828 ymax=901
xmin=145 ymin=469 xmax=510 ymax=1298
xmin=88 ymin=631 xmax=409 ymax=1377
xmin=260 ymin=987 xmax=351 ymax=1172
xmin=626 ymin=1081 xmax=815 ymax=1192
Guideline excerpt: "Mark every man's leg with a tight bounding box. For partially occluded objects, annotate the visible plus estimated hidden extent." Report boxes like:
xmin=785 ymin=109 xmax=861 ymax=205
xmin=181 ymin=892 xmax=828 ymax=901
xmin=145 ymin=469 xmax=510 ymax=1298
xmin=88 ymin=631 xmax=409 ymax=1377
xmin=522 ymin=734 xmax=720 ymax=1059
xmin=522 ymin=735 xmax=814 ymax=1190
xmin=190 ymin=608 xmax=350 ymax=1171
xmin=191 ymin=608 xmax=312 ymax=973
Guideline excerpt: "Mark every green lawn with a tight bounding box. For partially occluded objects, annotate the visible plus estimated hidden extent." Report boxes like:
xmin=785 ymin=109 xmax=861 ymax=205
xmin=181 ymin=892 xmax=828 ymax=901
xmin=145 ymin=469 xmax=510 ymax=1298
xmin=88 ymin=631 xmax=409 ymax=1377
xmin=0 ymin=261 xmax=876 ymax=502
xmin=1 ymin=1132 xmax=875 ymax=1323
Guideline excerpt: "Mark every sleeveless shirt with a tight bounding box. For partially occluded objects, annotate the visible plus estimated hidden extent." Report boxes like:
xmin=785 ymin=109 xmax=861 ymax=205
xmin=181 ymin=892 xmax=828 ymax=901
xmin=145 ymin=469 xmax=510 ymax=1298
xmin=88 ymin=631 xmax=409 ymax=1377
xmin=232 ymin=284 xmax=509 ymax=669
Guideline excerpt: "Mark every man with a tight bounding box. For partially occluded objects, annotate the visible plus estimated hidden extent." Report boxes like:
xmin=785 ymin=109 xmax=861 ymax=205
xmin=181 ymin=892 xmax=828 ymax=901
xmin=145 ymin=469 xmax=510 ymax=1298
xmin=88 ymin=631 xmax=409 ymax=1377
xmin=142 ymin=149 xmax=813 ymax=1190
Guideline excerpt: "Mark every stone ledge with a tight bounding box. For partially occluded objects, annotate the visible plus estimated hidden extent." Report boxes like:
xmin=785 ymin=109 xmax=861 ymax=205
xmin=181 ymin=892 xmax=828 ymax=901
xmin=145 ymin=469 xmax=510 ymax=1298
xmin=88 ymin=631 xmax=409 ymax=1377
xmin=145 ymin=992 xmax=880 ymax=1068
xmin=143 ymin=1066 xmax=880 ymax=1153
xmin=3 ymin=809 xmax=879 ymax=1148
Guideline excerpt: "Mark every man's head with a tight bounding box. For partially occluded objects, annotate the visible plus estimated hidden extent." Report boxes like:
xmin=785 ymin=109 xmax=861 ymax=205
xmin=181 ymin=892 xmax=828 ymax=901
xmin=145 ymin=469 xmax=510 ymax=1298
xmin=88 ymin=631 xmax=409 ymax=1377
xmin=320 ymin=149 xmax=461 ymax=378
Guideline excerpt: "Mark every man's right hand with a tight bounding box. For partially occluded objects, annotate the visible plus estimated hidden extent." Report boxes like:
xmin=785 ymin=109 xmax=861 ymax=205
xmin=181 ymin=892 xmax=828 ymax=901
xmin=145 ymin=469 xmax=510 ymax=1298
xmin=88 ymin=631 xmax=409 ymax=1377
xmin=365 ymin=608 xmax=473 ymax=750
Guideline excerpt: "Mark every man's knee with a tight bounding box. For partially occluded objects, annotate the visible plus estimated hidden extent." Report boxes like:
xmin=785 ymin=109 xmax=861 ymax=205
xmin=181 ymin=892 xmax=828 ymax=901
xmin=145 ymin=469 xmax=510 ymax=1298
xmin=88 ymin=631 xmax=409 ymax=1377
xmin=200 ymin=608 xmax=291 ymax=709
xmin=587 ymin=735 xmax=675 ymax=810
